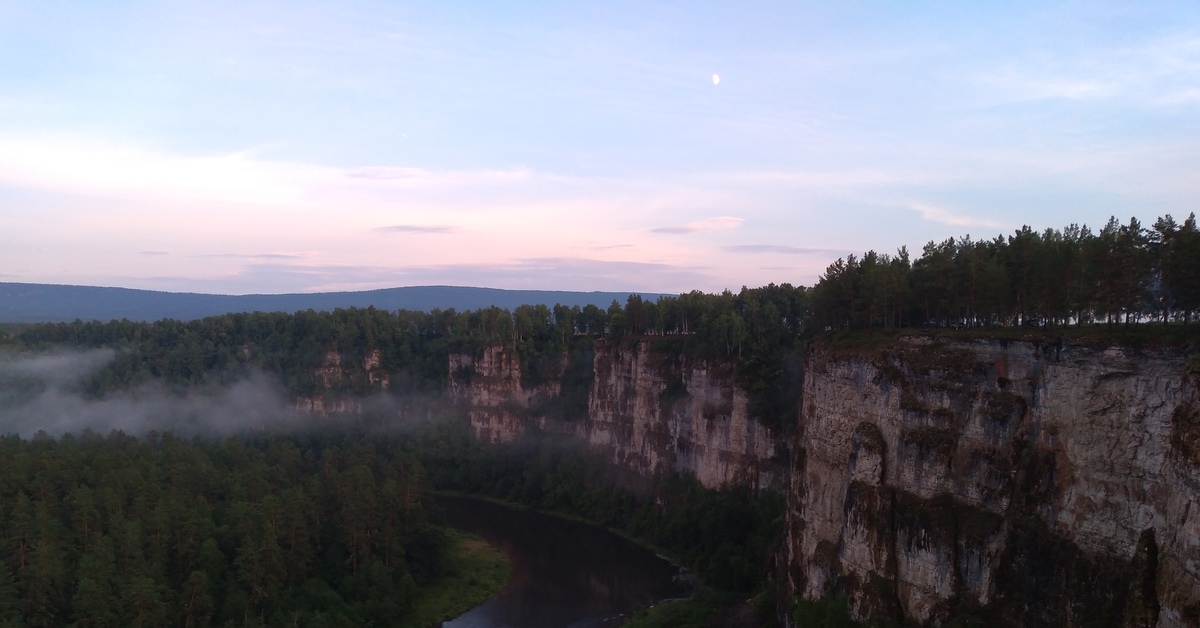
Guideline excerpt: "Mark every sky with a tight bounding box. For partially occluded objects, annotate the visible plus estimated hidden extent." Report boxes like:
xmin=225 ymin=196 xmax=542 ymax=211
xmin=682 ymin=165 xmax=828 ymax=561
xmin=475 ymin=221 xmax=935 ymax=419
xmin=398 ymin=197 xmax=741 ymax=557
xmin=1 ymin=1 xmax=1199 ymax=295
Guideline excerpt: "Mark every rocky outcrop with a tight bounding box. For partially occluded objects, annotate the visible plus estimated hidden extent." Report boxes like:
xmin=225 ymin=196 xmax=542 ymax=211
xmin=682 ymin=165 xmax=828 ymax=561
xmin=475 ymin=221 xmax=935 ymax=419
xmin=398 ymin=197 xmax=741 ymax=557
xmin=447 ymin=345 xmax=565 ymax=443
xmin=788 ymin=336 xmax=1200 ymax=626
xmin=448 ymin=340 xmax=786 ymax=490
xmin=292 ymin=396 xmax=362 ymax=417
xmin=292 ymin=349 xmax=388 ymax=417
xmin=283 ymin=332 xmax=1200 ymax=624
xmin=364 ymin=349 xmax=389 ymax=389
xmin=585 ymin=340 xmax=782 ymax=489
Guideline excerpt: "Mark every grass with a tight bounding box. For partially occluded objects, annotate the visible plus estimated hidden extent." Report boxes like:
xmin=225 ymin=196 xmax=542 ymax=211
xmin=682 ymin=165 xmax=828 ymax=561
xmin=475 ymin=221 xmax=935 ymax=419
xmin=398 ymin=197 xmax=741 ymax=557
xmin=434 ymin=492 xmax=735 ymax=625
xmin=401 ymin=528 xmax=511 ymax=628
xmin=623 ymin=591 xmax=739 ymax=628
xmin=434 ymin=490 xmax=682 ymax=566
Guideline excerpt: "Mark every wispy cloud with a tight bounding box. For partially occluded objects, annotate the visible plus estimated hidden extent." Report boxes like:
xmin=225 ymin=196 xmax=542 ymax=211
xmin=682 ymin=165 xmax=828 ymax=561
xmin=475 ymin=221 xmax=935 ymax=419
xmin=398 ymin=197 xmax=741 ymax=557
xmin=373 ymin=225 xmax=458 ymax=234
xmin=1158 ymin=87 xmax=1200 ymax=105
xmin=199 ymin=253 xmax=303 ymax=259
xmin=0 ymin=136 xmax=538 ymax=207
xmin=723 ymin=245 xmax=849 ymax=255
xmin=720 ymin=169 xmax=921 ymax=187
xmin=651 ymin=216 xmax=743 ymax=234
xmin=974 ymin=35 xmax=1200 ymax=107
xmin=908 ymin=202 xmax=1002 ymax=228
xmin=346 ymin=166 xmax=532 ymax=184
xmin=346 ymin=167 xmax=433 ymax=180
xmin=574 ymin=244 xmax=635 ymax=251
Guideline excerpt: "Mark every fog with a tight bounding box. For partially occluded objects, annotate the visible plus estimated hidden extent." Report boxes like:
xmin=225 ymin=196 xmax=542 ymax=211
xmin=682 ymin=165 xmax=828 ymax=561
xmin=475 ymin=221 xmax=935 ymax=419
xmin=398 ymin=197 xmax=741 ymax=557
xmin=0 ymin=349 xmax=308 ymax=437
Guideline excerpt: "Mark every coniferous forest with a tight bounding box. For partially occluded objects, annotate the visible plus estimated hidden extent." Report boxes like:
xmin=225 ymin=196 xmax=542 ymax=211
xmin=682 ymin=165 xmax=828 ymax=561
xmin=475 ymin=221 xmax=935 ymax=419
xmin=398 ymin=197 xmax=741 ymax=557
xmin=1 ymin=214 xmax=1199 ymax=627
xmin=0 ymin=432 xmax=446 ymax=627
xmin=813 ymin=214 xmax=1200 ymax=330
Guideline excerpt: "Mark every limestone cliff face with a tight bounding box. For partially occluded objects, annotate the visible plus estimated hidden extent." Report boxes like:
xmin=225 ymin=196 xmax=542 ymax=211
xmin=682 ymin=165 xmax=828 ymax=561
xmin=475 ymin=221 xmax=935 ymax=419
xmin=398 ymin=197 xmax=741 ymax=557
xmin=586 ymin=339 xmax=782 ymax=489
xmin=788 ymin=336 xmax=1200 ymax=627
xmin=292 ymin=349 xmax=388 ymax=417
xmin=448 ymin=340 xmax=785 ymax=490
xmin=447 ymin=345 xmax=564 ymax=443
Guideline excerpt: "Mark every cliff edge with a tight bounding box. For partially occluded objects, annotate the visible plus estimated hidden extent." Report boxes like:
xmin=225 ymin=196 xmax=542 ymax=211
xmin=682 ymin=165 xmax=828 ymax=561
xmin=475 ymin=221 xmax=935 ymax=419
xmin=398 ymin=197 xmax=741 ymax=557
xmin=788 ymin=336 xmax=1200 ymax=626
xmin=448 ymin=340 xmax=786 ymax=490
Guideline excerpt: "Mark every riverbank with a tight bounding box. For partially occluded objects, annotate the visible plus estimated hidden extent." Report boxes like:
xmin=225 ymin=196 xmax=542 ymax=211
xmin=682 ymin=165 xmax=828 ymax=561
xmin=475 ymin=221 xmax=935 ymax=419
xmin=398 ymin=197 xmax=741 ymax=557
xmin=402 ymin=528 xmax=511 ymax=628
xmin=624 ymin=589 xmax=784 ymax=628
xmin=434 ymin=489 xmax=687 ymax=567
xmin=436 ymin=494 xmax=697 ymax=626
xmin=433 ymin=492 xmax=784 ymax=627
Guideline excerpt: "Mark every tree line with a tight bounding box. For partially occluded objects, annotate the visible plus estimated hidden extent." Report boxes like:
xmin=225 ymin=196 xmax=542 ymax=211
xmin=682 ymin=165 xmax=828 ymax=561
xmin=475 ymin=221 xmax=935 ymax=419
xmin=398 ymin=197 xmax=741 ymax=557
xmin=4 ymin=285 xmax=812 ymax=431
xmin=8 ymin=213 xmax=1197 ymax=432
xmin=0 ymin=430 xmax=446 ymax=627
xmin=813 ymin=214 xmax=1200 ymax=330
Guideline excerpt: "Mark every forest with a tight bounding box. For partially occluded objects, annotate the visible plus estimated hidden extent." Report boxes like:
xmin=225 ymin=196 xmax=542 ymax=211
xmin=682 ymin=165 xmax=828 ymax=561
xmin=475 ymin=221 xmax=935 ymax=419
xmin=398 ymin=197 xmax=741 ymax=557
xmin=8 ymin=213 xmax=1197 ymax=433
xmin=2 ymin=283 xmax=811 ymax=432
xmin=2 ymin=212 xmax=1198 ymax=627
xmin=0 ymin=431 xmax=447 ymax=627
xmin=8 ymin=215 xmax=1199 ymax=386
xmin=407 ymin=417 xmax=783 ymax=594
xmin=0 ymin=425 xmax=782 ymax=627
xmin=812 ymin=214 xmax=1200 ymax=330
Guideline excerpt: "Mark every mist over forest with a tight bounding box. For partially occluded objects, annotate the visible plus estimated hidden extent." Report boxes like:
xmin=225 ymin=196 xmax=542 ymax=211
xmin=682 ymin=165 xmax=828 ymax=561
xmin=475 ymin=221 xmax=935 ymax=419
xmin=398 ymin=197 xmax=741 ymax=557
xmin=0 ymin=214 xmax=1198 ymax=627
xmin=0 ymin=349 xmax=304 ymax=437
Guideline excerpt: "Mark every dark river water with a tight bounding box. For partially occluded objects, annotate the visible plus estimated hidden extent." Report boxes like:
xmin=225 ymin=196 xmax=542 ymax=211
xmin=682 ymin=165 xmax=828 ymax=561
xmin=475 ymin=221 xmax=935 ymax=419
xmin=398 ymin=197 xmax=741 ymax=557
xmin=437 ymin=495 xmax=696 ymax=628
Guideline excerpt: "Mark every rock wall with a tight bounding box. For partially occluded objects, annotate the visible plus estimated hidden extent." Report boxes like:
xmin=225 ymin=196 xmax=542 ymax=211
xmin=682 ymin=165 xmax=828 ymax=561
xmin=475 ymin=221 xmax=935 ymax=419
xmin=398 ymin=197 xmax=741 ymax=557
xmin=448 ymin=340 xmax=785 ymax=490
xmin=788 ymin=336 xmax=1200 ymax=627
xmin=292 ymin=349 xmax=389 ymax=418
xmin=285 ymin=332 xmax=1200 ymax=624
xmin=447 ymin=345 xmax=564 ymax=443
xmin=585 ymin=339 xmax=782 ymax=489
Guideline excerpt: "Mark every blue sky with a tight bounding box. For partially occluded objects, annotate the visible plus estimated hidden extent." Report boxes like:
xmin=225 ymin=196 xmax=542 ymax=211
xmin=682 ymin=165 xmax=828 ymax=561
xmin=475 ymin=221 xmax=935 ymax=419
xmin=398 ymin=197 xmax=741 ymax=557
xmin=1 ymin=1 xmax=1198 ymax=294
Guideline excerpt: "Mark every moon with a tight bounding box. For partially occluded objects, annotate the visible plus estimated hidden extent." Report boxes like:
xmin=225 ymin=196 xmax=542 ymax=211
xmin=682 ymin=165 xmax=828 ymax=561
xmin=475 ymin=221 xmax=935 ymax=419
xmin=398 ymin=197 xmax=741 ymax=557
xmin=712 ymin=74 xmax=720 ymax=86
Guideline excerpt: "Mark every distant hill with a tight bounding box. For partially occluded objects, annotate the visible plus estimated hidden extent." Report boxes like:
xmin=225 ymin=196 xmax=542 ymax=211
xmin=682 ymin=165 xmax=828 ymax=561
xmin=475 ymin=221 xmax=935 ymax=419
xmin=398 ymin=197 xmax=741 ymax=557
xmin=0 ymin=283 xmax=669 ymax=323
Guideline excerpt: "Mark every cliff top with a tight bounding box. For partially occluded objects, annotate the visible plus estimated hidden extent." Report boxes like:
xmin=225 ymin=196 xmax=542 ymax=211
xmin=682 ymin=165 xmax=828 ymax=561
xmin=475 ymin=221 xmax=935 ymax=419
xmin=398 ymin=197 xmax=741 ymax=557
xmin=812 ymin=324 xmax=1200 ymax=363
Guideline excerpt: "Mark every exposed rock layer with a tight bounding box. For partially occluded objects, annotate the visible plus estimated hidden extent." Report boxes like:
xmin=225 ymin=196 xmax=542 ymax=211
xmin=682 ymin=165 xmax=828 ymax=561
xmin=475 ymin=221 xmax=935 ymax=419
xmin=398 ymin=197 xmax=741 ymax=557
xmin=447 ymin=345 xmax=564 ymax=443
xmin=788 ymin=337 xmax=1200 ymax=627
xmin=448 ymin=340 xmax=784 ymax=489
xmin=293 ymin=333 xmax=1200 ymax=625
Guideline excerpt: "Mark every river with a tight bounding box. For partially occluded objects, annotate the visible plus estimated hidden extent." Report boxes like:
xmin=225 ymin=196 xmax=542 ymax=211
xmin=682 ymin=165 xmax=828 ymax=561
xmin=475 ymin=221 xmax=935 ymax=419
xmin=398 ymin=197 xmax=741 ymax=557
xmin=437 ymin=495 xmax=697 ymax=627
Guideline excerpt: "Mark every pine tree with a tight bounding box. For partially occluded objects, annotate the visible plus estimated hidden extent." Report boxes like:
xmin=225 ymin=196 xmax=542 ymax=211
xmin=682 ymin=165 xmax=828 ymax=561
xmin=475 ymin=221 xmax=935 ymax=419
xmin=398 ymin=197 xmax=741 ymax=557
xmin=71 ymin=534 xmax=120 ymax=627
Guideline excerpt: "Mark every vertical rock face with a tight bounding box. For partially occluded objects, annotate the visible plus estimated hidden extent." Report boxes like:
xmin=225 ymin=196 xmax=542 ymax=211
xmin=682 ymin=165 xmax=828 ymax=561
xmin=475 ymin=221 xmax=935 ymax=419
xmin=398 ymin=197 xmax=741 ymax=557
xmin=292 ymin=349 xmax=388 ymax=417
xmin=448 ymin=340 xmax=786 ymax=490
xmin=788 ymin=337 xmax=1200 ymax=626
xmin=585 ymin=339 xmax=782 ymax=489
xmin=363 ymin=349 xmax=389 ymax=389
xmin=447 ymin=345 xmax=564 ymax=443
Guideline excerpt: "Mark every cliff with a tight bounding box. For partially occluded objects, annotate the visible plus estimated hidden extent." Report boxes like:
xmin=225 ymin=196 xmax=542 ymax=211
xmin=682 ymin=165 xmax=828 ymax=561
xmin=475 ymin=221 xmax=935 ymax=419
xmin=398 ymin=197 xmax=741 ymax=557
xmin=291 ymin=349 xmax=387 ymax=417
xmin=448 ymin=340 xmax=786 ymax=490
xmin=447 ymin=345 xmax=565 ymax=443
xmin=289 ymin=331 xmax=1200 ymax=625
xmin=788 ymin=336 xmax=1200 ymax=626
xmin=586 ymin=339 xmax=782 ymax=489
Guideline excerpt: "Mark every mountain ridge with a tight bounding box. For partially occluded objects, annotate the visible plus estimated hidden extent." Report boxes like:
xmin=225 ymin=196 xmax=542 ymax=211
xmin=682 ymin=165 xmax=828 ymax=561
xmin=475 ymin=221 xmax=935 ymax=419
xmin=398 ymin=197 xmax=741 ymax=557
xmin=0 ymin=282 xmax=667 ymax=323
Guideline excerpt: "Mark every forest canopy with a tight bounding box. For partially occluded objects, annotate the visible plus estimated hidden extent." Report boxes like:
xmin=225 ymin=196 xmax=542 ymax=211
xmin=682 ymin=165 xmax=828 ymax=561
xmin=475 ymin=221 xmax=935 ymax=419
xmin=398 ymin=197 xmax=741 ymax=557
xmin=4 ymin=213 xmax=1197 ymax=437
xmin=0 ymin=431 xmax=446 ymax=627
xmin=812 ymin=214 xmax=1200 ymax=331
